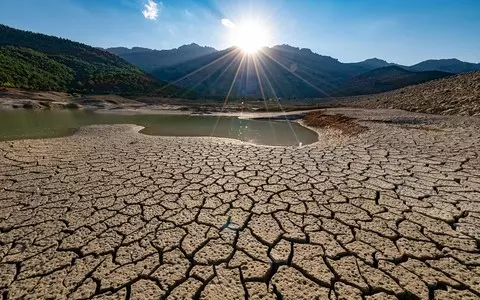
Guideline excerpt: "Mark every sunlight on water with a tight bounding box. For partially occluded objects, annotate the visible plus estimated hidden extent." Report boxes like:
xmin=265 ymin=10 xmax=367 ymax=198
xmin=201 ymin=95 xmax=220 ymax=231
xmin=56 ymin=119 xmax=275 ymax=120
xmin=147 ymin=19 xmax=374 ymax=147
xmin=0 ymin=110 xmax=318 ymax=146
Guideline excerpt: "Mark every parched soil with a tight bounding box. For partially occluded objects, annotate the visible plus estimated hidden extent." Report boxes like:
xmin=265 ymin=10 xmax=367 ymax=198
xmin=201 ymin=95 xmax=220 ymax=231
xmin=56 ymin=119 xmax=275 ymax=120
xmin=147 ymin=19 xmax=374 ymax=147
xmin=304 ymin=110 xmax=368 ymax=135
xmin=0 ymin=109 xmax=480 ymax=299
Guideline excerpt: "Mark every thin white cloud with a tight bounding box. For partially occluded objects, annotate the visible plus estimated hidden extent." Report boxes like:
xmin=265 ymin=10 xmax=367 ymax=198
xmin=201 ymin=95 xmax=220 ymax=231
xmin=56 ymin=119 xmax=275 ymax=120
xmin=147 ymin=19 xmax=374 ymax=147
xmin=184 ymin=9 xmax=192 ymax=17
xmin=221 ymin=18 xmax=236 ymax=29
xmin=142 ymin=0 xmax=160 ymax=20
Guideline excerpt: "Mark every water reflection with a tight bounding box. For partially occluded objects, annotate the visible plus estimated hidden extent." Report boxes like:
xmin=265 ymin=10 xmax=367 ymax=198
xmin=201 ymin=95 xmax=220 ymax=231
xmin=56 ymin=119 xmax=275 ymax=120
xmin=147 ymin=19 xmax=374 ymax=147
xmin=0 ymin=110 xmax=318 ymax=146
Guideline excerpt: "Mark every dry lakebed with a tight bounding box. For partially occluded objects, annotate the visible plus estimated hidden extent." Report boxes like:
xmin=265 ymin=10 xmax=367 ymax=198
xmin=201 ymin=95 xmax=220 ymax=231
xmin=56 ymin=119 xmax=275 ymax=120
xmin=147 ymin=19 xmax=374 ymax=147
xmin=0 ymin=108 xmax=479 ymax=299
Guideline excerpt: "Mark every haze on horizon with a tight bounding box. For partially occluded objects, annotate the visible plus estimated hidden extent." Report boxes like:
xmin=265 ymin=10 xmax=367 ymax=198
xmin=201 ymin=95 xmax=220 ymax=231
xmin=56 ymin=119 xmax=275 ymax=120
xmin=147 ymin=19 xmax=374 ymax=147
xmin=0 ymin=0 xmax=479 ymax=65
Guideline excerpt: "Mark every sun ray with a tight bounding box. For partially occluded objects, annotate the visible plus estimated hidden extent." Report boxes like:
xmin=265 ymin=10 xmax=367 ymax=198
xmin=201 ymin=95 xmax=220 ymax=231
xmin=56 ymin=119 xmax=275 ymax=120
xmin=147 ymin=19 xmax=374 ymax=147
xmin=253 ymin=54 xmax=301 ymax=145
xmin=222 ymin=53 xmax=247 ymax=110
xmin=259 ymin=48 xmax=332 ymax=97
xmin=178 ymin=50 xmax=245 ymax=99
xmin=252 ymin=55 xmax=279 ymax=142
xmin=275 ymin=55 xmax=346 ymax=96
xmin=210 ymin=53 xmax=248 ymax=137
xmin=252 ymin=55 xmax=267 ymax=101
xmin=210 ymin=51 xmax=245 ymax=88
xmin=255 ymin=53 xmax=286 ymax=98
xmin=156 ymin=48 xmax=242 ymax=93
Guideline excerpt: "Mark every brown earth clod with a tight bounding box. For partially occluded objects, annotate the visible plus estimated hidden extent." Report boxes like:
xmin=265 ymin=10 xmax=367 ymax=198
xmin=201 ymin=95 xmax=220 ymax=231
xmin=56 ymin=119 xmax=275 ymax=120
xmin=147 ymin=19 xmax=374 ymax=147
xmin=304 ymin=110 xmax=369 ymax=135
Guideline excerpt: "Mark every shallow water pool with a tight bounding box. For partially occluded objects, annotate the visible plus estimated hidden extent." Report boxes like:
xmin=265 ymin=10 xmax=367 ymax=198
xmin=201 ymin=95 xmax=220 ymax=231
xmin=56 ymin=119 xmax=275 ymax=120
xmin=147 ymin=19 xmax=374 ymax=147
xmin=0 ymin=110 xmax=318 ymax=146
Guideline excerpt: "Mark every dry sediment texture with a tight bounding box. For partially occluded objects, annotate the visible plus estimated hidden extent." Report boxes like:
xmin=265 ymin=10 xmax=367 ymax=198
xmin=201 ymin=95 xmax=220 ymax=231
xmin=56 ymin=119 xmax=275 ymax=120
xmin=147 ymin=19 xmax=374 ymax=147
xmin=1 ymin=109 xmax=480 ymax=299
xmin=346 ymin=71 xmax=480 ymax=116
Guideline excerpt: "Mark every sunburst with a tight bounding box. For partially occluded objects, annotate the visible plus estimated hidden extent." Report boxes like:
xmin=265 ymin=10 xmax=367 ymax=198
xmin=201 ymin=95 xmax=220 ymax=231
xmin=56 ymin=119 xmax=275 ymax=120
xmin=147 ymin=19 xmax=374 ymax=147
xmin=235 ymin=21 xmax=269 ymax=53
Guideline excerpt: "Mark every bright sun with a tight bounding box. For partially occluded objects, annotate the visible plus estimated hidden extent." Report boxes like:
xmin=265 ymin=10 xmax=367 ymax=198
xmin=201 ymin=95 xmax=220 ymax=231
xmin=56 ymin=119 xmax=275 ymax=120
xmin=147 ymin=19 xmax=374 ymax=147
xmin=233 ymin=21 xmax=269 ymax=54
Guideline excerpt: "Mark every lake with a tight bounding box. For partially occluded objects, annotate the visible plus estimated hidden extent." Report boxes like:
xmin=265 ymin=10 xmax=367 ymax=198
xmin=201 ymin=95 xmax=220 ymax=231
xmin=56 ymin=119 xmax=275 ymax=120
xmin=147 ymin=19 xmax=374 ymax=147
xmin=0 ymin=110 xmax=318 ymax=146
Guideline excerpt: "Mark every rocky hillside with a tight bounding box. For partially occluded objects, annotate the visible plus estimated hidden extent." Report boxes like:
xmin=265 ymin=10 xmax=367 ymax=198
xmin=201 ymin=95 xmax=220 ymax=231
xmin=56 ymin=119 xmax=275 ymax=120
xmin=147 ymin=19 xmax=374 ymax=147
xmin=346 ymin=72 xmax=480 ymax=115
xmin=340 ymin=66 xmax=452 ymax=96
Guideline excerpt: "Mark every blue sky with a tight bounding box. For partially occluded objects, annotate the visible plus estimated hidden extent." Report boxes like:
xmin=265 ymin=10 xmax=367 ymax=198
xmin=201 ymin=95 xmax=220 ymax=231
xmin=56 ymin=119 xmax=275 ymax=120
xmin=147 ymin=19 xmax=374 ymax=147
xmin=1 ymin=0 xmax=479 ymax=65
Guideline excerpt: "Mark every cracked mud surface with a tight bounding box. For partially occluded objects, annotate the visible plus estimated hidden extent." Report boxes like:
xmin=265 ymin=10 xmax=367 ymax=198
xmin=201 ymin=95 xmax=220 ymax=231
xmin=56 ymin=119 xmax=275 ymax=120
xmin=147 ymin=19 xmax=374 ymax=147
xmin=1 ymin=108 xmax=480 ymax=300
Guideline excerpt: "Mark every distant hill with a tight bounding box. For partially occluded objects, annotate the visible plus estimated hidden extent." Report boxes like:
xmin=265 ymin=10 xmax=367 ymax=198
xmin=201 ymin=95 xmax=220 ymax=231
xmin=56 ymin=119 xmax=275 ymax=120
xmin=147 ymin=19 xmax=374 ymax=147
xmin=340 ymin=66 xmax=452 ymax=96
xmin=104 ymin=40 xmax=479 ymax=99
xmin=347 ymin=71 xmax=480 ymax=115
xmin=150 ymin=46 xmax=355 ymax=99
xmin=149 ymin=45 xmax=457 ymax=99
xmin=107 ymin=44 xmax=217 ymax=72
xmin=347 ymin=58 xmax=396 ymax=71
xmin=106 ymin=47 xmax=153 ymax=55
xmin=409 ymin=59 xmax=480 ymax=73
xmin=0 ymin=25 xmax=180 ymax=96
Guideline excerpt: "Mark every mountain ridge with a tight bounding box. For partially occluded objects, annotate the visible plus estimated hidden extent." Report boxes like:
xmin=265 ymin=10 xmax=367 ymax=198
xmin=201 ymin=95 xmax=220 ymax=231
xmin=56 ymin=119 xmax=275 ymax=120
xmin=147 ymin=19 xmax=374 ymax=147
xmin=148 ymin=46 xmax=455 ymax=99
xmin=109 ymin=43 xmax=479 ymax=74
xmin=107 ymin=42 xmax=478 ymax=98
xmin=106 ymin=43 xmax=217 ymax=72
xmin=409 ymin=58 xmax=480 ymax=73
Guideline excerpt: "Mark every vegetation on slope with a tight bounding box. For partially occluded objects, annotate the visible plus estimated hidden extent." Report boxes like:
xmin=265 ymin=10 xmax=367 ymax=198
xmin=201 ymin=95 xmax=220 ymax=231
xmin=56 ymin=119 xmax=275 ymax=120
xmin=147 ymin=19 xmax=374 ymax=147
xmin=0 ymin=46 xmax=74 ymax=91
xmin=0 ymin=25 xmax=182 ymax=96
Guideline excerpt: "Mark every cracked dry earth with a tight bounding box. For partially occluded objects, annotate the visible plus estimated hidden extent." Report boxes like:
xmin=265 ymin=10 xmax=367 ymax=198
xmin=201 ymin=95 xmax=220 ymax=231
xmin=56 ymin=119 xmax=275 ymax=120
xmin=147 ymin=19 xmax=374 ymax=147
xmin=1 ymin=109 xmax=480 ymax=300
